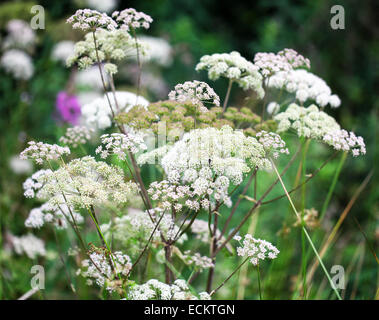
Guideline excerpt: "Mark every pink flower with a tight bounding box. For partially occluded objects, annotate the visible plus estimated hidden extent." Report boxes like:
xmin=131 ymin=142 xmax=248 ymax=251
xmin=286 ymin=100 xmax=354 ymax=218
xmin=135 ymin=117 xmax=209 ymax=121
xmin=55 ymin=91 xmax=81 ymax=125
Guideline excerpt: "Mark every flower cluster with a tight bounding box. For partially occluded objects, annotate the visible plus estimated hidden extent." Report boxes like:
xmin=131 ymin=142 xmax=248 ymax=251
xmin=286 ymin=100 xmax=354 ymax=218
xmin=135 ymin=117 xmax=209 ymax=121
xmin=9 ymin=155 xmax=33 ymax=175
xmin=168 ymin=81 xmax=220 ymax=111
xmin=277 ymin=48 xmax=311 ymax=69
xmin=183 ymin=251 xmax=214 ymax=270
xmin=190 ymin=219 xmax=227 ymax=246
xmin=78 ymin=250 xmax=132 ymax=292
xmin=254 ymin=52 xmax=292 ymax=77
xmin=20 ymin=141 xmax=70 ymax=165
xmin=254 ymin=48 xmax=310 ymax=77
xmin=196 ymin=51 xmax=264 ymax=97
xmin=128 ymin=279 xmax=210 ymax=300
xmin=25 ymin=203 xmax=84 ymax=229
xmin=52 ymin=41 xmax=75 ymax=64
xmin=146 ymin=126 xmax=280 ymax=210
xmin=96 ymin=132 xmax=147 ymax=159
xmin=10 ymin=233 xmax=46 ymax=259
xmin=267 ymin=69 xmax=341 ymax=108
xmin=107 ymin=208 xmax=187 ymax=248
xmin=161 ymin=125 xmax=270 ymax=186
xmin=66 ymin=28 xmax=146 ymax=72
xmin=23 ymin=169 xmax=52 ymax=198
xmin=59 ymin=126 xmax=94 ymax=148
xmin=323 ymin=129 xmax=366 ymax=156
xmin=67 ymin=9 xmax=117 ymax=31
xmin=256 ymin=130 xmax=289 ymax=159
xmin=3 ymin=19 xmax=36 ymax=50
xmin=139 ymin=36 xmax=173 ymax=66
xmin=81 ymin=91 xmax=149 ymax=129
xmin=85 ymin=0 xmax=118 ymax=13
xmin=274 ymin=103 xmax=341 ymax=139
xmin=112 ymin=8 xmax=153 ymax=31
xmin=0 ymin=49 xmax=34 ymax=80
xmin=234 ymin=234 xmax=279 ymax=265
xmin=28 ymin=156 xmax=138 ymax=209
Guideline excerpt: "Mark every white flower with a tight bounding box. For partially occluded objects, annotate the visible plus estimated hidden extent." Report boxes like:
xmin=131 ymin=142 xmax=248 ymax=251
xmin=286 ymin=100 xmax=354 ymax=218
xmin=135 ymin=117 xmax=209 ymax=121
xmin=96 ymin=131 xmax=147 ymax=159
xmin=28 ymin=156 xmax=138 ymax=209
xmin=3 ymin=19 xmax=36 ymax=50
xmin=9 ymin=156 xmax=33 ymax=174
xmin=323 ymin=129 xmax=366 ymax=156
xmin=138 ymin=36 xmax=173 ymax=67
xmin=168 ymin=80 xmax=220 ymax=111
xmin=1 ymin=49 xmax=34 ymax=80
xmin=11 ymin=233 xmax=46 ymax=259
xmin=79 ymin=250 xmax=132 ymax=292
xmin=268 ymin=69 xmax=340 ymax=108
xmin=67 ymin=9 xmax=117 ymax=31
xmin=59 ymin=126 xmax=94 ymax=148
xmin=20 ymin=141 xmax=70 ymax=164
xmin=52 ymin=41 xmax=75 ymax=64
xmin=274 ymin=103 xmax=341 ymax=139
xmin=196 ymin=51 xmax=264 ymax=97
xmin=267 ymin=102 xmax=280 ymax=115
xmin=84 ymin=0 xmax=118 ymax=13
xmin=81 ymin=91 xmax=149 ymax=129
xmin=112 ymin=8 xmax=153 ymax=31
xmin=235 ymin=234 xmax=279 ymax=265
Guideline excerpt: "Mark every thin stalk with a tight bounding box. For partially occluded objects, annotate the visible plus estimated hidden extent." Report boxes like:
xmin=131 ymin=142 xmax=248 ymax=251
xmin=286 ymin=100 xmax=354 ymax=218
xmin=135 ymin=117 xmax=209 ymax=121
xmin=257 ymin=264 xmax=263 ymax=300
xmin=53 ymin=228 xmax=77 ymax=295
xmin=219 ymin=168 xmax=257 ymax=240
xmin=270 ymin=159 xmax=342 ymax=300
xmin=127 ymin=211 xmax=165 ymax=277
xmin=262 ymin=151 xmax=338 ymax=205
xmin=300 ymin=139 xmax=310 ymax=299
xmin=319 ymin=152 xmax=347 ymax=221
xmin=210 ymin=257 xmax=249 ymax=297
xmin=222 ymin=80 xmax=233 ymax=114
xmin=131 ymin=27 xmax=142 ymax=105
xmin=215 ymin=145 xmax=302 ymax=254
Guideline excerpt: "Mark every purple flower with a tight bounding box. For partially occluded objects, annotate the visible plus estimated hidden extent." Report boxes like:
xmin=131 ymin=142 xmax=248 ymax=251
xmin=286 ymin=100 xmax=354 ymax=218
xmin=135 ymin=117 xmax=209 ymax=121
xmin=55 ymin=91 xmax=81 ymax=125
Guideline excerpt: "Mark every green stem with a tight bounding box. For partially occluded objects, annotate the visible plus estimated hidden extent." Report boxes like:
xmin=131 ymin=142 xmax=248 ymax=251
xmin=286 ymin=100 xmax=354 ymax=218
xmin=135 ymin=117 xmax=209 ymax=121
xmin=222 ymin=80 xmax=233 ymax=114
xmin=257 ymin=264 xmax=263 ymax=300
xmin=319 ymin=152 xmax=347 ymax=222
xmin=270 ymin=159 xmax=342 ymax=300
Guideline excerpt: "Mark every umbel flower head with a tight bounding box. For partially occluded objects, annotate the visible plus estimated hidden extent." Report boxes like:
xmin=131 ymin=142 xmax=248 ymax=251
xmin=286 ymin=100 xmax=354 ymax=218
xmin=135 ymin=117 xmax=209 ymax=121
xmin=112 ymin=8 xmax=153 ymax=31
xmin=95 ymin=131 xmax=147 ymax=160
xmin=267 ymin=69 xmax=341 ymax=108
xmin=254 ymin=48 xmax=310 ymax=77
xmin=78 ymin=249 xmax=132 ymax=292
xmin=67 ymin=9 xmax=117 ymax=31
xmin=20 ymin=141 xmax=70 ymax=164
xmin=146 ymin=126 xmax=281 ymax=211
xmin=274 ymin=103 xmax=366 ymax=156
xmin=25 ymin=202 xmax=84 ymax=230
xmin=28 ymin=156 xmax=138 ymax=209
xmin=196 ymin=51 xmax=264 ymax=98
xmin=59 ymin=126 xmax=94 ymax=148
xmin=234 ymin=234 xmax=279 ymax=265
xmin=168 ymin=80 xmax=220 ymax=112
xmin=66 ymin=29 xmax=146 ymax=72
xmin=128 ymin=279 xmax=210 ymax=300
